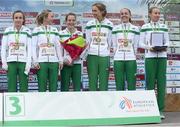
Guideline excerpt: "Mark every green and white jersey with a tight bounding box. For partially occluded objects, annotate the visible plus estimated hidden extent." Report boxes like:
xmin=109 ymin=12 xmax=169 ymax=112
xmin=139 ymin=21 xmax=169 ymax=58
xmin=32 ymin=25 xmax=63 ymax=64
xmin=1 ymin=25 xmax=32 ymax=70
xmin=59 ymin=28 xmax=83 ymax=64
xmin=85 ymin=18 xmax=113 ymax=56
xmin=112 ymin=23 xmax=140 ymax=60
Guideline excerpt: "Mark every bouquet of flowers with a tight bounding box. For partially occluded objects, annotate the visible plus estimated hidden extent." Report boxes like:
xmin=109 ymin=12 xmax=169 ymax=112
xmin=60 ymin=34 xmax=86 ymax=60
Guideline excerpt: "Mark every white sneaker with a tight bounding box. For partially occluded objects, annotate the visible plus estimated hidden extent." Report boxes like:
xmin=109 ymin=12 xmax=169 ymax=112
xmin=160 ymin=112 xmax=165 ymax=119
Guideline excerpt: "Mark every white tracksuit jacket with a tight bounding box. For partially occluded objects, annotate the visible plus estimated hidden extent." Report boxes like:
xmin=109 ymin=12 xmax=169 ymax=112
xmin=85 ymin=18 xmax=113 ymax=56
xmin=112 ymin=23 xmax=140 ymax=61
xmin=139 ymin=21 xmax=169 ymax=58
xmin=1 ymin=25 xmax=32 ymax=73
xmin=32 ymin=25 xmax=63 ymax=64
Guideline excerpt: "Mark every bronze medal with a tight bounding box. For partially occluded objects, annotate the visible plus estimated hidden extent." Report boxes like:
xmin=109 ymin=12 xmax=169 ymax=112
xmin=14 ymin=43 xmax=19 ymax=50
xmin=47 ymin=43 xmax=51 ymax=47
xmin=124 ymin=39 xmax=128 ymax=47
xmin=96 ymin=37 xmax=101 ymax=42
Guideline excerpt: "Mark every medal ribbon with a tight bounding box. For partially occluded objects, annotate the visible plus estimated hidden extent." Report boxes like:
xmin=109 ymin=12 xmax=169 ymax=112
xmin=95 ymin=20 xmax=102 ymax=39
xmin=151 ymin=23 xmax=160 ymax=32
xmin=14 ymin=29 xmax=20 ymax=44
xmin=44 ymin=26 xmax=51 ymax=46
xmin=122 ymin=24 xmax=130 ymax=40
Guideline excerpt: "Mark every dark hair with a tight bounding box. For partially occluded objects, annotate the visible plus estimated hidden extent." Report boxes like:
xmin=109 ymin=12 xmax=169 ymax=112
xmin=120 ymin=8 xmax=132 ymax=23
xmin=149 ymin=6 xmax=159 ymax=14
xmin=65 ymin=12 xmax=76 ymax=22
xmin=12 ymin=10 xmax=25 ymax=25
xmin=36 ymin=9 xmax=52 ymax=25
xmin=92 ymin=3 xmax=107 ymax=17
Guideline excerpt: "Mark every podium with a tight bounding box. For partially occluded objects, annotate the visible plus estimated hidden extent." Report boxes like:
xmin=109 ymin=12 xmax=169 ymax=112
xmin=0 ymin=94 xmax=2 ymax=126
xmin=165 ymin=93 xmax=180 ymax=111
xmin=3 ymin=90 xmax=160 ymax=126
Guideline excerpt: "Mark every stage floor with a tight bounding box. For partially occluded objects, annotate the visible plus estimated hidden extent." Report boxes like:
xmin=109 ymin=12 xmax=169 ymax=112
xmin=90 ymin=112 xmax=180 ymax=127
xmin=125 ymin=112 xmax=180 ymax=127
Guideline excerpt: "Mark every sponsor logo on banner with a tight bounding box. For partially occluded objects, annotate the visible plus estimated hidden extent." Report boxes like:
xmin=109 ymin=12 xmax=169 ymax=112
xmin=136 ymin=80 xmax=145 ymax=88
xmin=83 ymin=13 xmax=93 ymax=18
xmin=52 ymin=19 xmax=60 ymax=25
xmin=0 ymin=69 xmax=7 ymax=74
xmin=0 ymin=12 xmax=12 ymax=18
xmin=169 ymin=28 xmax=180 ymax=34
xmin=166 ymin=74 xmax=180 ymax=80
xmin=24 ymin=12 xmax=38 ymax=18
xmin=170 ymin=41 xmax=180 ymax=47
xmin=119 ymin=97 xmax=133 ymax=110
xmin=168 ymin=60 xmax=180 ymax=65
xmin=167 ymin=87 xmax=180 ymax=93
xmin=169 ymin=34 xmax=180 ymax=41
xmin=136 ymin=74 xmax=145 ymax=80
xmin=165 ymin=21 xmax=180 ymax=27
xmin=165 ymin=14 xmax=179 ymax=20
xmin=106 ymin=13 xmax=120 ymax=19
xmin=137 ymin=60 xmax=145 ymax=66
xmin=45 ymin=0 xmax=73 ymax=6
xmin=119 ymin=96 xmax=155 ymax=112
xmin=167 ymin=81 xmax=180 ymax=87
xmin=137 ymin=67 xmax=145 ymax=74
xmin=25 ymin=19 xmax=35 ymax=24
xmin=167 ymin=66 xmax=180 ymax=73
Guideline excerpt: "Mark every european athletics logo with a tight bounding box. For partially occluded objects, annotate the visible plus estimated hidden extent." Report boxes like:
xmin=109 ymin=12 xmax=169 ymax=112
xmin=119 ymin=97 xmax=133 ymax=110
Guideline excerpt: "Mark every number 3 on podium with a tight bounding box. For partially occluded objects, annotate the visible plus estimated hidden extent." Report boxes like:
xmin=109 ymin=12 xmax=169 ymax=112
xmin=5 ymin=95 xmax=25 ymax=116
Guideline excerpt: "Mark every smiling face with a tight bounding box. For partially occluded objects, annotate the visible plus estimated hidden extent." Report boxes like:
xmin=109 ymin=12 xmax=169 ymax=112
xmin=13 ymin=12 xmax=24 ymax=28
xmin=66 ymin=15 xmax=76 ymax=29
xmin=92 ymin=5 xmax=104 ymax=21
xmin=120 ymin=8 xmax=131 ymax=23
xmin=149 ymin=7 xmax=160 ymax=22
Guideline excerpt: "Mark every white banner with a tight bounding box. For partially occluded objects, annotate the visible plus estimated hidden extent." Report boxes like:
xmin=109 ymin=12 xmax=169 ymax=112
xmin=168 ymin=60 xmax=180 ymax=66
xmin=165 ymin=21 xmax=180 ymax=27
xmin=0 ymin=93 xmax=2 ymax=126
xmin=167 ymin=81 xmax=180 ymax=87
xmin=167 ymin=87 xmax=180 ymax=93
xmin=167 ymin=74 xmax=180 ymax=80
xmin=3 ymin=91 xmax=160 ymax=126
xmin=44 ymin=0 xmax=73 ymax=6
xmin=169 ymin=41 xmax=180 ymax=47
xmin=167 ymin=66 xmax=180 ymax=73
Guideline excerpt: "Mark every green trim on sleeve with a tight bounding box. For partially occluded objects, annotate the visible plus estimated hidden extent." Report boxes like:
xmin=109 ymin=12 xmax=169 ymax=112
xmin=112 ymin=30 xmax=140 ymax=35
xmin=140 ymin=28 xmax=168 ymax=32
xmin=59 ymin=34 xmax=71 ymax=38
xmin=32 ymin=32 xmax=59 ymax=36
xmin=3 ymin=31 xmax=31 ymax=38
xmin=85 ymin=25 xmax=113 ymax=30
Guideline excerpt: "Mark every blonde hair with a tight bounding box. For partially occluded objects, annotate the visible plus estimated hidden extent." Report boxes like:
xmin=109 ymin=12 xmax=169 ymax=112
xmin=36 ymin=9 xmax=52 ymax=25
